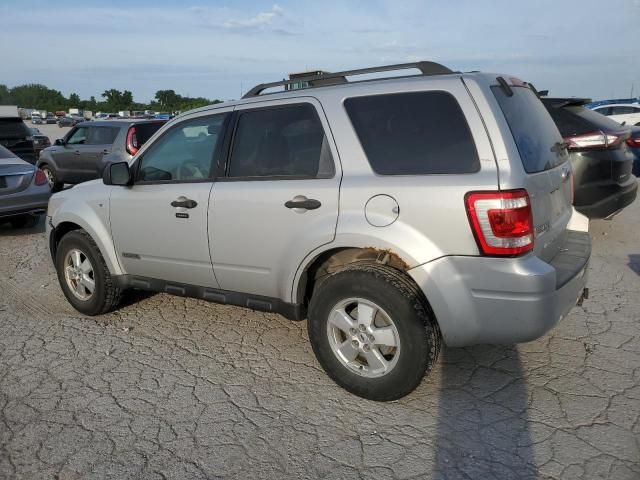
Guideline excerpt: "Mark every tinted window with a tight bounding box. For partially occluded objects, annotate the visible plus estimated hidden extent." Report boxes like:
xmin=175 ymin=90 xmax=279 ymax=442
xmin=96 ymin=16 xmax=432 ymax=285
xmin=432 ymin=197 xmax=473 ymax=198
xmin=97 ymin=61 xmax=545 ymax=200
xmin=228 ymin=104 xmax=333 ymax=178
xmin=344 ymin=91 xmax=479 ymax=175
xmin=66 ymin=127 xmax=88 ymax=145
xmin=611 ymin=106 xmax=637 ymax=115
xmin=594 ymin=107 xmax=611 ymax=116
xmin=134 ymin=122 xmax=165 ymax=145
xmin=87 ymin=127 xmax=119 ymax=145
xmin=569 ymin=105 xmax=626 ymax=132
xmin=492 ymin=86 xmax=565 ymax=173
xmin=0 ymin=118 xmax=30 ymax=138
xmin=137 ymin=114 xmax=226 ymax=182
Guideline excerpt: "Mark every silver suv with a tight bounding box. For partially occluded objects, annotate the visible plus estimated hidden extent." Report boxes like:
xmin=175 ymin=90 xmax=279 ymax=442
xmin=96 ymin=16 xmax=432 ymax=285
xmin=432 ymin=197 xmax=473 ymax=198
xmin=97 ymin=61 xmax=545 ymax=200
xmin=46 ymin=62 xmax=591 ymax=401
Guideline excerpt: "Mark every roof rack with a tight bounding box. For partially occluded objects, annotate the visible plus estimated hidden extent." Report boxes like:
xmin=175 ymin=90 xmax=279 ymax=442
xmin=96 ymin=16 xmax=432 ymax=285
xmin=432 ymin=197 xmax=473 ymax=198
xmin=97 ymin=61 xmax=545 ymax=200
xmin=242 ymin=61 xmax=454 ymax=98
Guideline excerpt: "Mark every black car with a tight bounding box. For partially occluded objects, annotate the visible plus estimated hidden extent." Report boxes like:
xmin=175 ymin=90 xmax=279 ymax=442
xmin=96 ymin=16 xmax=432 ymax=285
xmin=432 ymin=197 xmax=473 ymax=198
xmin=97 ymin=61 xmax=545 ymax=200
xmin=0 ymin=116 xmax=37 ymax=164
xmin=57 ymin=116 xmax=76 ymax=127
xmin=542 ymin=97 xmax=638 ymax=219
xmin=37 ymin=119 xmax=166 ymax=191
xmin=29 ymin=128 xmax=51 ymax=155
xmin=627 ymin=126 xmax=640 ymax=176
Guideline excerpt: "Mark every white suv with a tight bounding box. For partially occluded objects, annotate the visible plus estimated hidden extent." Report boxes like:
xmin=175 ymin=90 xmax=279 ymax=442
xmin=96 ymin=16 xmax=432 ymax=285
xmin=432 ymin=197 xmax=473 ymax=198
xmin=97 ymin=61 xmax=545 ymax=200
xmin=46 ymin=62 xmax=591 ymax=400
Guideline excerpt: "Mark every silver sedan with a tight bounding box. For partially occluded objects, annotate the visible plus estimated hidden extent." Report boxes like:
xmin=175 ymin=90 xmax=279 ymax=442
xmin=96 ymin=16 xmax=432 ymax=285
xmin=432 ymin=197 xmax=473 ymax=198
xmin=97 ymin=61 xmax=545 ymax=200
xmin=0 ymin=145 xmax=50 ymax=228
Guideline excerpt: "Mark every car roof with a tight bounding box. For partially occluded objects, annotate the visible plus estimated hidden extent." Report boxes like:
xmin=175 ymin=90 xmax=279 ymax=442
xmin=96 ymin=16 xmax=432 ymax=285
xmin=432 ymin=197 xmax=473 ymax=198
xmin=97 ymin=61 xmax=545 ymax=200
xmin=593 ymin=103 xmax=640 ymax=108
xmin=78 ymin=119 xmax=167 ymax=127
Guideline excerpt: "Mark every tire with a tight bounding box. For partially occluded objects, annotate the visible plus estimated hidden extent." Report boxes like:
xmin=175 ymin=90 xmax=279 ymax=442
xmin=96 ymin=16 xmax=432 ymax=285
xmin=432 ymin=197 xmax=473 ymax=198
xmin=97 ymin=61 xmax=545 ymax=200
xmin=55 ymin=229 xmax=122 ymax=316
xmin=307 ymin=263 xmax=441 ymax=401
xmin=40 ymin=164 xmax=63 ymax=193
xmin=9 ymin=214 xmax=38 ymax=229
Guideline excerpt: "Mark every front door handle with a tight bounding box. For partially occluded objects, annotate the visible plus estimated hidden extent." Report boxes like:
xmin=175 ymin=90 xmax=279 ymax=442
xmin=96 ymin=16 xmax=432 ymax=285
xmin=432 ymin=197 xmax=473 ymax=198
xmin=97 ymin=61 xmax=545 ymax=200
xmin=285 ymin=196 xmax=321 ymax=210
xmin=74 ymin=150 xmax=80 ymax=155
xmin=171 ymin=198 xmax=198 ymax=209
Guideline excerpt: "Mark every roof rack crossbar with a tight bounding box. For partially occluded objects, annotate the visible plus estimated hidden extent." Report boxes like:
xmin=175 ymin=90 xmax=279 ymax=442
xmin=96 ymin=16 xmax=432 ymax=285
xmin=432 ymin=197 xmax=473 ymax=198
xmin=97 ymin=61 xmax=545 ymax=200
xmin=242 ymin=61 xmax=454 ymax=98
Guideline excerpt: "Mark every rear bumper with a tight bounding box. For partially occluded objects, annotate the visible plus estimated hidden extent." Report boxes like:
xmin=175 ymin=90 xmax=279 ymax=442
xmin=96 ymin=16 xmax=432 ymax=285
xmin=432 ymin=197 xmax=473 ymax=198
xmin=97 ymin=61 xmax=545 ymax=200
xmin=0 ymin=187 xmax=50 ymax=218
xmin=576 ymin=177 xmax=638 ymax=219
xmin=409 ymin=230 xmax=590 ymax=347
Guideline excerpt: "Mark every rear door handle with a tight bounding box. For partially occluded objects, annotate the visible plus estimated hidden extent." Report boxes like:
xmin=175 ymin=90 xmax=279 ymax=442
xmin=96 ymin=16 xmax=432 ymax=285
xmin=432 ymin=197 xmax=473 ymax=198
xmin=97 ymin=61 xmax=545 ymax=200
xmin=285 ymin=196 xmax=321 ymax=210
xmin=171 ymin=198 xmax=198 ymax=209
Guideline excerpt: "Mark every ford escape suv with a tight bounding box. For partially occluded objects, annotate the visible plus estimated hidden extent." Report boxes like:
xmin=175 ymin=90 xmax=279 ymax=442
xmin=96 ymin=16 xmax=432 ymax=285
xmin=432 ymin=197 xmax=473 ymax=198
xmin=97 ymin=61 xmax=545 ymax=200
xmin=46 ymin=62 xmax=591 ymax=401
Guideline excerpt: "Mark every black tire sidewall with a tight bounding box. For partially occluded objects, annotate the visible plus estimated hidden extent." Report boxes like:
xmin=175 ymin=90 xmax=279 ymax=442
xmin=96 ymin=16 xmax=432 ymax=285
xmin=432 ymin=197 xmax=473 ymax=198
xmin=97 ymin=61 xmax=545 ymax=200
xmin=56 ymin=231 xmax=109 ymax=316
xmin=308 ymin=265 xmax=435 ymax=401
xmin=41 ymin=165 xmax=62 ymax=192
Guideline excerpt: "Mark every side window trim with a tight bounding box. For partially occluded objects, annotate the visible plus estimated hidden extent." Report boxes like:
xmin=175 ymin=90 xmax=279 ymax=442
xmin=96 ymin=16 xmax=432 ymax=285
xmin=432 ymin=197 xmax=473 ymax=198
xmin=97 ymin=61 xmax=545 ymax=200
xmin=132 ymin=112 xmax=231 ymax=185
xmin=222 ymin=101 xmax=335 ymax=181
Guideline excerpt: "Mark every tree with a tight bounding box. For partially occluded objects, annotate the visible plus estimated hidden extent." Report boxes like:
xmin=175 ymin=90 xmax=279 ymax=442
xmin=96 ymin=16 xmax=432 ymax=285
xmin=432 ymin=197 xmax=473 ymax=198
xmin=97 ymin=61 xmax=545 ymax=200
xmin=0 ymin=84 xmax=11 ymax=104
xmin=154 ymin=89 xmax=180 ymax=110
xmin=68 ymin=92 xmax=81 ymax=107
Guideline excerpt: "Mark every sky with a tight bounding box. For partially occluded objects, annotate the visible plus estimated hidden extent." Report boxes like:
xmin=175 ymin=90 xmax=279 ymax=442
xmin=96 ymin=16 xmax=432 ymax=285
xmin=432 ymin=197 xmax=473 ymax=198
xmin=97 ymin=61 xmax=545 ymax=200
xmin=1 ymin=0 xmax=639 ymax=103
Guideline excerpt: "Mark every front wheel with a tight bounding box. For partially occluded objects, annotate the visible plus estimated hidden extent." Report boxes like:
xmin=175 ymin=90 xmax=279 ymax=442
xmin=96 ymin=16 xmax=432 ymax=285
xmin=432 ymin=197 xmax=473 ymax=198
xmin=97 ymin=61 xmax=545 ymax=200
xmin=55 ymin=230 xmax=121 ymax=315
xmin=308 ymin=263 xmax=441 ymax=401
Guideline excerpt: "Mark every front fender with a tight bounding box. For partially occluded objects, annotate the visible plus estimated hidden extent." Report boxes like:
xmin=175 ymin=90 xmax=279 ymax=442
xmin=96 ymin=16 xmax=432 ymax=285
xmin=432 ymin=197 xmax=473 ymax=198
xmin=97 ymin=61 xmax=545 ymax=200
xmin=50 ymin=198 xmax=122 ymax=276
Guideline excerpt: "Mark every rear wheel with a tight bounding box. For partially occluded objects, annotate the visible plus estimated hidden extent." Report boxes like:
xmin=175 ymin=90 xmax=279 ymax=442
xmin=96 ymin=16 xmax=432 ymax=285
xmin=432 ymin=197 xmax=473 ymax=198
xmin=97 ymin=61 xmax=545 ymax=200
xmin=56 ymin=230 xmax=121 ymax=315
xmin=41 ymin=164 xmax=63 ymax=192
xmin=307 ymin=263 xmax=441 ymax=401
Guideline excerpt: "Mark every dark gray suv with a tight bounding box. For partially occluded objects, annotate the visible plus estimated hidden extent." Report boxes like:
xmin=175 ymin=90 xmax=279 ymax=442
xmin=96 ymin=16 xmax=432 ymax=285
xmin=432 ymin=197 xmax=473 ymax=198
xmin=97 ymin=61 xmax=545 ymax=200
xmin=37 ymin=119 xmax=166 ymax=191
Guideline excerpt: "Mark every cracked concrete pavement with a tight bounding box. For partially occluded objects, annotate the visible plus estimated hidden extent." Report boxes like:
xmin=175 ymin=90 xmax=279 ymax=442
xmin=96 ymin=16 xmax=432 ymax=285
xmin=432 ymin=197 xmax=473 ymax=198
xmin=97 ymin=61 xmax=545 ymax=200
xmin=0 ymin=188 xmax=639 ymax=479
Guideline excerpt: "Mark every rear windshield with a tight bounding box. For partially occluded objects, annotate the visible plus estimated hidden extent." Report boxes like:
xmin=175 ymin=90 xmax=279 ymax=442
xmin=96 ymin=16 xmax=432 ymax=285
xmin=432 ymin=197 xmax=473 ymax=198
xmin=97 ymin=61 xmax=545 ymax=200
xmin=0 ymin=118 xmax=30 ymax=138
xmin=492 ymin=86 xmax=565 ymax=173
xmin=344 ymin=91 xmax=480 ymax=175
xmin=135 ymin=122 xmax=165 ymax=144
xmin=544 ymin=103 xmax=626 ymax=137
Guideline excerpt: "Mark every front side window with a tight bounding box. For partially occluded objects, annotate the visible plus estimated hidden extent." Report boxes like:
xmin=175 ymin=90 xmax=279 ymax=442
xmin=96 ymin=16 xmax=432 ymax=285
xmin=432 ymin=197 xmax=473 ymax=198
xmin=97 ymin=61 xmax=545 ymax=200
xmin=66 ymin=127 xmax=88 ymax=145
xmin=137 ymin=114 xmax=227 ymax=182
xmin=228 ymin=103 xmax=334 ymax=179
xmin=344 ymin=91 xmax=480 ymax=175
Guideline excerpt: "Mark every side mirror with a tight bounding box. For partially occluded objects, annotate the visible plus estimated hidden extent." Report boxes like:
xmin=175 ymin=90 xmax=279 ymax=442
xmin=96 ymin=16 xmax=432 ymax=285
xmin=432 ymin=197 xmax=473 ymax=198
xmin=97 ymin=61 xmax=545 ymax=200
xmin=103 ymin=162 xmax=131 ymax=186
xmin=54 ymin=139 xmax=65 ymax=146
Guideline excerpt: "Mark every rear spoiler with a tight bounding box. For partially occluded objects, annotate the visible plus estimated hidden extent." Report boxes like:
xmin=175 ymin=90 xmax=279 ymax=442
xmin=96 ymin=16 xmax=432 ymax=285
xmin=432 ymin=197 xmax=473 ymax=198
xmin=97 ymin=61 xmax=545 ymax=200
xmin=540 ymin=97 xmax=592 ymax=108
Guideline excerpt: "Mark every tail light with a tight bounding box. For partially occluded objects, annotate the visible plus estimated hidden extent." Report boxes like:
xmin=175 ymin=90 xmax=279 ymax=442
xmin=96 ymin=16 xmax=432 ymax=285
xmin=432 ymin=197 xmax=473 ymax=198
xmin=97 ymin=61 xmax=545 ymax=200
xmin=125 ymin=126 xmax=139 ymax=155
xmin=626 ymin=137 xmax=640 ymax=148
xmin=465 ymin=189 xmax=534 ymax=256
xmin=564 ymin=130 xmax=623 ymax=150
xmin=34 ymin=169 xmax=48 ymax=186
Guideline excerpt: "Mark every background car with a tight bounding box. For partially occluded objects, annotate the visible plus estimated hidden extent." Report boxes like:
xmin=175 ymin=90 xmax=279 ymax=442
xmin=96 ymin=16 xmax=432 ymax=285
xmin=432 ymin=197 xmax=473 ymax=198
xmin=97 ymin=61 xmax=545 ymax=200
xmin=627 ymin=126 xmax=640 ymax=176
xmin=0 ymin=115 xmax=37 ymax=164
xmin=0 ymin=144 xmax=50 ymax=228
xmin=57 ymin=116 xmax=76 ymax=127
xmin=45 ymin=113 xmax=57 ymax=124
xmin=591 ymin=103 xmax=640 ymax=126
xmin=31 ymin=114 xmax=43 ymax=125
xmin=29 ymin=127 xmax=51 ymax=155
xmin=38 ymin=119 xmax=166 ymax=191
xmin=542 ymin=97 xmax=637 ymax=218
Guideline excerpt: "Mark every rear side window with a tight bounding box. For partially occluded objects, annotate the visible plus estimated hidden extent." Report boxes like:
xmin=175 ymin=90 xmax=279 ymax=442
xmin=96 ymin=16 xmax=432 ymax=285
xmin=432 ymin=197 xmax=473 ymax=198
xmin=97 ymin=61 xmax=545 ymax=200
xmin=228 ymin=104 xmax=334 ymax=178
xmin=492 ymin=86 xmax=565 ymax=173
xmin=88 ymin=127 xmax=119 ymax=145
xmin=0 ymin=118 xmax=30 ymax=138
xmin=134 ymin=122 xmax=165 ymax=145
xmin=345 ymin=91 xmax=479 ymax=175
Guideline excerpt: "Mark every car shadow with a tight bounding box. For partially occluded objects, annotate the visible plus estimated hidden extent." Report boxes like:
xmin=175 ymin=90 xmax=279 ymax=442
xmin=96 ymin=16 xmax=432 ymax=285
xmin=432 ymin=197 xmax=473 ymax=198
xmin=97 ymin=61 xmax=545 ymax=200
xmin=118 ymin=289 xmax=157 ymax=308
xmin=0 ymin=216 xmax=46 ymax=236
xmin=628 ymin=255 xmax=640 ymax=275
xmin=432 ymin=346 xmax=537 ymax=479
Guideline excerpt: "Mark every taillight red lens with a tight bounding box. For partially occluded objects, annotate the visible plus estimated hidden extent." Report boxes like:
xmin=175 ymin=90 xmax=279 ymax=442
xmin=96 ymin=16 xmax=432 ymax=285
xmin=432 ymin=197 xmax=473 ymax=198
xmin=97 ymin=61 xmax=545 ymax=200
xmin=126 ymin=126 xmax=139 ymax=155
xmin=564 ymin=130 xmax=622 ymax=150
xmin=34 ymin=169 xmax=47 ymax=186
xmin=626 ymin=137 xmax=640 ymax=148
xmin=465 ymin=189 xmax=534 ymax=256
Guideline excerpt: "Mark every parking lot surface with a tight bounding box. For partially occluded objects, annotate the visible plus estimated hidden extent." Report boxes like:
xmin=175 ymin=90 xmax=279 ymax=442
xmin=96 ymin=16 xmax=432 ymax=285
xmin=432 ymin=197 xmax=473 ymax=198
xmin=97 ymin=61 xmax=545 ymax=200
xmin=0 ymin=183 xmax=639 ymax=479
